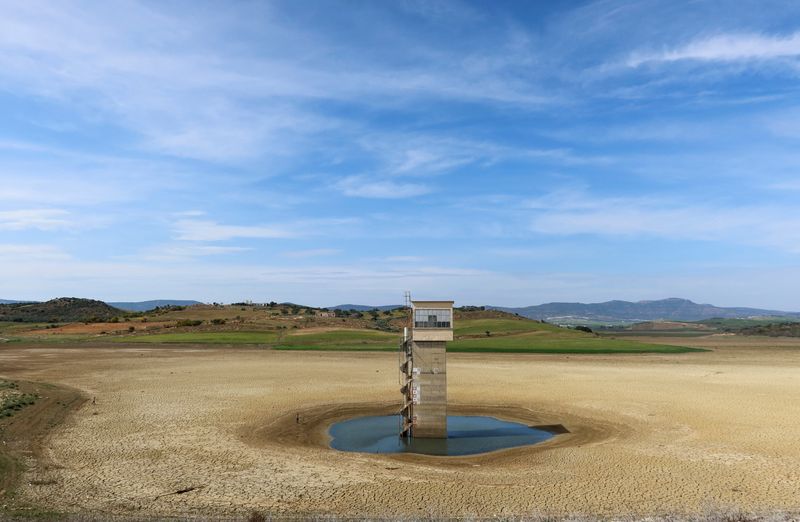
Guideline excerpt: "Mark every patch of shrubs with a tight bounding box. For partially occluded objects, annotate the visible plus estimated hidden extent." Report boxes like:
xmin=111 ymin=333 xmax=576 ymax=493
xmin=176 ymin=319 xmax=203 ymax=327
xmin=1 ymin=392 xmax=38 ymax=418
xmin=211 ymin=318 xmax=226 ymax=325
xmin=372 ymin=319 xmax=396 ymax=332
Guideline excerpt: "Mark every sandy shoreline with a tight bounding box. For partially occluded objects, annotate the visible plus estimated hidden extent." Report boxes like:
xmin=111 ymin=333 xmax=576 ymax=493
xmin=1 ymin=342 xmax=799 ymax=518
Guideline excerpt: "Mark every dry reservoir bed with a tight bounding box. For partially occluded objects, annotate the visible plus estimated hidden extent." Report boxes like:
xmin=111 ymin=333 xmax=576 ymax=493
xmin=1 ymin=341 xmax=800 ymax=519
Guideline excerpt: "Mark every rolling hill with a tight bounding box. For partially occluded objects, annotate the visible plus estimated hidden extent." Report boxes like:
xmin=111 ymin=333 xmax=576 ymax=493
xmin=0 ymin=298 xmax=124 ymax=323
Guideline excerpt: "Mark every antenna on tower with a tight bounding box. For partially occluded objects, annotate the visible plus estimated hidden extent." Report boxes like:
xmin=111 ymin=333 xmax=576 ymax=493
xmin=403 ymin=290 xmax=411 ymax=309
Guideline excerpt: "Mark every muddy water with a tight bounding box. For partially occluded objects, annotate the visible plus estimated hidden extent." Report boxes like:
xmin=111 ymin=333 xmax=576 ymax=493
xmin=329 ymin=414 xmax=554 ymax=456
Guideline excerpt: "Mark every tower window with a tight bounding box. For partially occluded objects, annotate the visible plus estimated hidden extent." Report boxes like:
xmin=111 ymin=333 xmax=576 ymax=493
xmin=414 ymin=308 xmax=451 ymax=328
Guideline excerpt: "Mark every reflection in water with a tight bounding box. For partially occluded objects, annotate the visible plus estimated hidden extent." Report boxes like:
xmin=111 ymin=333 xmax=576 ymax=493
xmin=329 ymin=415 xmax=555 ymax=456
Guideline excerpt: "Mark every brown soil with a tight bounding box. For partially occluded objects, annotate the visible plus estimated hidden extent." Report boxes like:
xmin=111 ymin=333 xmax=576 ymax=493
xmin=19 ymin=322 xmax=173 ymax=336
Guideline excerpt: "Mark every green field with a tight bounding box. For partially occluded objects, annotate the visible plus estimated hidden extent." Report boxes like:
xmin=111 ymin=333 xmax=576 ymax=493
xmin=113 ymin=331 xmax=280 ymax=344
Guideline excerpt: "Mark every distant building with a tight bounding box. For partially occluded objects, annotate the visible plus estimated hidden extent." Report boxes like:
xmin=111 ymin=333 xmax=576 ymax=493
xmin=315 ymin=310 xmax=336 ymax=318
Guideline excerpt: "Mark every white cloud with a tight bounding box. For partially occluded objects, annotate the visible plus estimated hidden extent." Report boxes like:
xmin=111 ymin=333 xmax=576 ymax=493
xmin=769 ymin=180 xmax=800 ymax=191
xmin=172 ymin=219 xmax=295 ymax=241
xmin=383 ymin=256 xmax=426 ymax=263
xmin=359 ymin=136 xmax=486 ymax=176
xmin=335 ymin=176 xmax=432 ymax=199
xmin=172 ymin=217 xmax=357 ymax=241
xmin=526 ymin=190 xmax=800 ymax=252
xmin=140 ymin=244 xmax=251 ymax=261
xmin=281 ymin=248 xmax=340 ymax=259
xmin=0 ymin=244 xmax=70 ymax=260
xmin=0 ymin=209 xmax=71 ymax=231
xmin=488 ymin=247 xmax=571 ymax=259
xmin=628 ymin=32 xmax=800 ymax=66
xmin=0 ymin=140 xmax=196 ymax=208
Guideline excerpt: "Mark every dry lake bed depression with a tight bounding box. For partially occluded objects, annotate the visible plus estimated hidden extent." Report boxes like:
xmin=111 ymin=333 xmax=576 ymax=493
xmin=2 ymin=337 xmax=800 ymax=520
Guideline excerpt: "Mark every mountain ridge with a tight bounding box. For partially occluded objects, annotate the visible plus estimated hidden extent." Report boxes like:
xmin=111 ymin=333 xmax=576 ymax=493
xmin=110 ymin=300 xmax=203 ymax=311
xmin=489 ymin=298 xmax=800 ymax=324
xmin=328 ymin=304 xmax=403 ymax=312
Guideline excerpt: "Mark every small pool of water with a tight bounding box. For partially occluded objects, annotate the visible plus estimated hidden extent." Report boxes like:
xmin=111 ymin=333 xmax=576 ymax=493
xmin=329 ymin=415 xmax=555 ymax=456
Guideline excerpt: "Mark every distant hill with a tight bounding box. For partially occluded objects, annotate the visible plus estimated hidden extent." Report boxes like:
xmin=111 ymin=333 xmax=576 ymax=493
xmin=490 ymin=298 xmax=800 ymax=324
xmin=0 ymin=299 xmax=26 ymax=304
xmin=329 ymin=304 xmax=403 ymax=312
xmin=0 ymin=297 xmax=124 ymax=323
xmin=109 ymin=300 xmax=203 ymax=312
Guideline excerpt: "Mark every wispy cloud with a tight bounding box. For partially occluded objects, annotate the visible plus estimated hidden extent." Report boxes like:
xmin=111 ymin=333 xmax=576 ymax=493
xmin=335 ymin=176 xmax=432 ymax=199
xmin=769 ymin=180 xmax=800 ymax=191
xmin=0 ymin=243 xmax=70 ymax=260
xmin=172 ymin=219 xmax=296 ymax=241
xmin=0 ymin=209 xmax=71 ymax=231
xmin=526 ymin=189 xmax=800 ymax=252
xmin=628 ymin=32 xmax=800 ymax=66
xmin=281 ymin=248 xmax=340 ymax=259
xmin=0 ymin=2 xmax=552 ymax=163
xmin=172 ymin=217 xmax=357 ymax=241
xmin=140 ymin=244 xmax=251 ymax=261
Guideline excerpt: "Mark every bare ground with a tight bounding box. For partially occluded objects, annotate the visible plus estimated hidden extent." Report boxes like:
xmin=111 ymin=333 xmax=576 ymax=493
xmin=0 ymin=339 xmax=799 ymax=520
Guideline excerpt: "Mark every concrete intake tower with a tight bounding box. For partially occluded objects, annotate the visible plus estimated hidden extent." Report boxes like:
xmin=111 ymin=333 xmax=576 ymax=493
xmin=400 ymin=300 xmax=453 ymax=439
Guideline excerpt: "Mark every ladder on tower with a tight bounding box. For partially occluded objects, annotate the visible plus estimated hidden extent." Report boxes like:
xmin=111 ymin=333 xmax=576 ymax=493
xmin=399 ymin=290 xmax=414 ymax=439
xmin=399 ymin=330 xmax=414 ymax=438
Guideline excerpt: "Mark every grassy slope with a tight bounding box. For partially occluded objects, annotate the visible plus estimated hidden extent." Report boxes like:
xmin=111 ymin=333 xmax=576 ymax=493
xmin=278 ymin=330 xmax=395 ymax=348
xmin=454 ymin=318 xmax=566 ymax=336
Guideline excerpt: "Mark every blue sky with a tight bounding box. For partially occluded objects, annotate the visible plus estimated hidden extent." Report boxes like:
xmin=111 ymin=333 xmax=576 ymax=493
xmin=2 ymin=0 xmax=800 ymax=308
